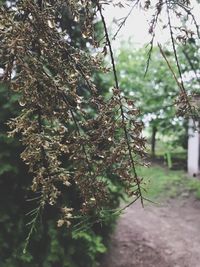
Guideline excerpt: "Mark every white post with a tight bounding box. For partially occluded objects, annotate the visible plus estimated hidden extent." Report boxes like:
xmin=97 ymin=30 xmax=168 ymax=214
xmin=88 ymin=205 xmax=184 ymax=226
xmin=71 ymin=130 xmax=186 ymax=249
xmin=187 ymin=119 xmax=199 ymax=176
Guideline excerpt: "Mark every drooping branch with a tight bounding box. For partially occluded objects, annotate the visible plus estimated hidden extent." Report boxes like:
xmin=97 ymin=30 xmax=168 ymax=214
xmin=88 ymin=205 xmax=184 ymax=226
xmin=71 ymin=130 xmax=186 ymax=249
xmin=97 ymin=1 xmax=144 ymax=207
xmin=182 ymin=48 xmax=200 ymax=86
xmin=1 ymin=0 xmax=146 ymax=238
xmin=112 ymin=0 xmax=140 ymax=41
xmin=144 ymin=0 xmax=163 ymax=76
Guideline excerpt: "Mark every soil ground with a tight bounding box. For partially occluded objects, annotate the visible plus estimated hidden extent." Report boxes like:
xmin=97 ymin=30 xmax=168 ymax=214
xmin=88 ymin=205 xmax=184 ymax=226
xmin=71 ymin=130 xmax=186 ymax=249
xmin=101 ymin=194 xmax=200 ymax=267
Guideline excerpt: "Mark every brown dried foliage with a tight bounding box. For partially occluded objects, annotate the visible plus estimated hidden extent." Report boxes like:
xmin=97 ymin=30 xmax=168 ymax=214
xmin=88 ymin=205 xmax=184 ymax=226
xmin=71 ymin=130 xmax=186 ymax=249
xmin=0 ymin=0 xmax=146 ymax=229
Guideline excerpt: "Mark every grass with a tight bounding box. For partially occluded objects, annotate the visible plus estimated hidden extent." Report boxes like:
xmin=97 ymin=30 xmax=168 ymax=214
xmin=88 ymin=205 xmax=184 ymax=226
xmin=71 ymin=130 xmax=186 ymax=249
xmin=187 ymin=179 xmax=200 ymax=199
xmin=155 ymin=143 xmax=187 ymax=158
xmin=137 ymin=165 xmax=200 ymax=201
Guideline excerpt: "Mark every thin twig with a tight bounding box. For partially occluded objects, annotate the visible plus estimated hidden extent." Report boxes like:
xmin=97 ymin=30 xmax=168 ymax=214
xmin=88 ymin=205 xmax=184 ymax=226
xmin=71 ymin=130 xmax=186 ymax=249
xmin=165 ymin=1 xmax=196 ymax=124
xmin=158 ymin=43 xmax=181 ymax=88
xmin=166 ymin=2 xmax=185 ymax=91
xmin=112 ymin=0 xmax=139 ymax=40
xmin=52 ymin=96 xmax=91 ymax=170
xmin=144 ymin=37 xmax=154 ymax=77
xmin=182 ymin=48 xmax=200 ymax=86
xmin=23 ymin=205 xmax=41 ymax=254
xmin=144 ymin=0 xmax=163 ymax=76
xmin=177 ymin=2 xmax=200 ymax=39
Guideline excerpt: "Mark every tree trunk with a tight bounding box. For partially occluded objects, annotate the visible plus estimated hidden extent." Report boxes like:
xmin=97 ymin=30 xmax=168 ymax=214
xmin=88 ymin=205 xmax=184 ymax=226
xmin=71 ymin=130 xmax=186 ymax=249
xmin=151 ymin=125 xmax=157 ymax=157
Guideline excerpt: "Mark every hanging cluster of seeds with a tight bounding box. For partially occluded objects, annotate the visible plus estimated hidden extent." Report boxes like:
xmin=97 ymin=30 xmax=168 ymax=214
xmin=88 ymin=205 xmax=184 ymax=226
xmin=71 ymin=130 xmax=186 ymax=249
xmin=0 ymin=0 xmax=146 ymax=228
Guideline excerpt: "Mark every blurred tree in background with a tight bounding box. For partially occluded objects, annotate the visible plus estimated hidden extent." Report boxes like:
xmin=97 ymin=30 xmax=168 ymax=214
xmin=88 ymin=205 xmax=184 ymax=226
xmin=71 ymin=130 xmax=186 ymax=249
xmin=106 ymin=44 xmax=186 ymax=157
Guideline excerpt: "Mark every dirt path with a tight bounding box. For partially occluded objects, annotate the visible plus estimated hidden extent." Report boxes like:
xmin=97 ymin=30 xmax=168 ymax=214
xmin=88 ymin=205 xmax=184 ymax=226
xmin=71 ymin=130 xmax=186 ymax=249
xmin=101 ymin=195 xmax=200 ymax=267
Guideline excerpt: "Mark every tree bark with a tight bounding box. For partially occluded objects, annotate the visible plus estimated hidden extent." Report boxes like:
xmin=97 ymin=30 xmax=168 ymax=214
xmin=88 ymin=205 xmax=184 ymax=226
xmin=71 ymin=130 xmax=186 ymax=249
xmin=151 ymin=125 xmax=157 ymax=157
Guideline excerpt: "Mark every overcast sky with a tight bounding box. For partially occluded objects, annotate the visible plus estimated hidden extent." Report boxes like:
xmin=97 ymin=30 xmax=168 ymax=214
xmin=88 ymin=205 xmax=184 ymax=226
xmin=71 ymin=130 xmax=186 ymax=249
xmin=103 ymin=0 xmax=200 ymax=49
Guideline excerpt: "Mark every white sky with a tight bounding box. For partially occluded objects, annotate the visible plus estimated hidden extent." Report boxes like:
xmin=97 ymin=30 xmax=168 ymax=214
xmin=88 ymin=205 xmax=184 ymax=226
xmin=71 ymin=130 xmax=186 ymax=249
xmin=103 ymin=0 xmax=200 ymax=49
